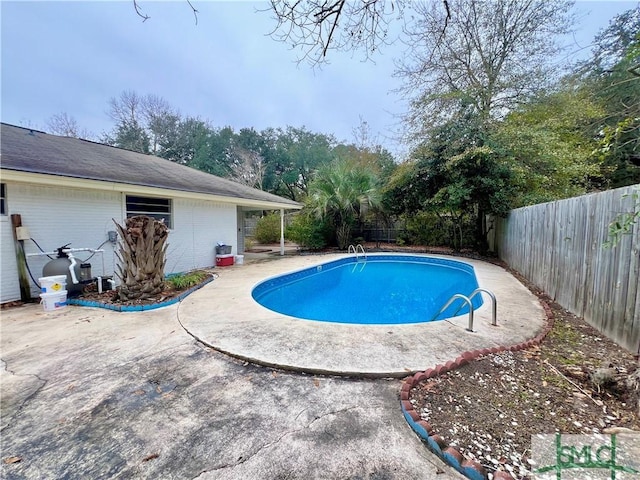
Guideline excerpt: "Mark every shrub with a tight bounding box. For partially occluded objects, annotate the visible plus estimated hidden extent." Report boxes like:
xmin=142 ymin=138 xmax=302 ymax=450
xmin=254 ymin=213 xmax=281 ymax=243
xmin=403 ymin=212 xmax=475 ymax=249
xmin=167 ymin=270 xmax=209 ymax=290
xmin=404 ymin=212 xmax=448 ymax=246
xmin=286 ymin=213 xmax=329 ymax=250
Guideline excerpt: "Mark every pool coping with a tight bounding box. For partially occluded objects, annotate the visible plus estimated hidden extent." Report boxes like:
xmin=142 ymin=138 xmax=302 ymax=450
xmin=177 ymin=253 xmax=547 ymax=378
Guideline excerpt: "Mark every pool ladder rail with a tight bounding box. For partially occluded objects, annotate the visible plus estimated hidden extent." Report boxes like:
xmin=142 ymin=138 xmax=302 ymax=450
xmin=348 ymin=244 xmax=367 ymax=262
xmin=432 ymin=288 xmax=497 ymax=332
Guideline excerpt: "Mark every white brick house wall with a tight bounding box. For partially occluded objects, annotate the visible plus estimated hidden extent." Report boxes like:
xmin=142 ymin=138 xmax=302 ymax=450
xmin=165 ymin=198 xmax=237 ymax=273
xmin=0 ymin=181 xmax=238 ymax=303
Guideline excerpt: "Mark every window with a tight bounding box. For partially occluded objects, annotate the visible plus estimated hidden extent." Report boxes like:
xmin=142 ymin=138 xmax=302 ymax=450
xmin=0 ymin=183 xmax=6 ymax=216
xmin=125 ymin=195 xmax=172 ymax=228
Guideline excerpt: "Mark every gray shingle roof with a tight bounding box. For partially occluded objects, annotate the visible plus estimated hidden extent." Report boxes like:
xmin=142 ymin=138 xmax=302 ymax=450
xmin=0 ymin=123 xmax=301 ymax=209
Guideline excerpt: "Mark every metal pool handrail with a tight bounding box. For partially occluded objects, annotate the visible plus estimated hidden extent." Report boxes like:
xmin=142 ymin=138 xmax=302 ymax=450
xmin=432 ymin=289 xmax=497 ymax=332
xmin=347 ymin=244 xmax=367 ymax=262
xmin=452 ymin=288 xmax=497 ymax=326
xmin=434 ymin=294 xmax=475 ymax=332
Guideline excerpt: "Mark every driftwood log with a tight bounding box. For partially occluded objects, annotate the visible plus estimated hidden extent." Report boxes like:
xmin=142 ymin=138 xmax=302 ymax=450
xmin=113 ymin=215 xmax=168 ymax=301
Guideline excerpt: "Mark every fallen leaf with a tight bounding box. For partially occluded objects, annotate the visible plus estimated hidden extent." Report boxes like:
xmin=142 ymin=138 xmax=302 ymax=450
xmin=155 ymin=386 xmax=162 ymax=394
xmin=272 ymin=371 xmax=278 ymax=378
xmin=3 ymin=456 xmax=22 ymax=464
xmin=132 ymin=389 xmax=145 ymax=395
xmin=313 ymin=378 xmax=320 ymax=387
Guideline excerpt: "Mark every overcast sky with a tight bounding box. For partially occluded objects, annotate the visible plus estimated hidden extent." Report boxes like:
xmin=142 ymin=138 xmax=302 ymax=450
xmin=1 ymin=1 xmax=638 ymax=157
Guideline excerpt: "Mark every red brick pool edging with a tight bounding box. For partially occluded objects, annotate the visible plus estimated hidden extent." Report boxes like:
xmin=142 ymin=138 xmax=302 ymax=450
xmin=400 ymin=299 xmax=554 ymax=480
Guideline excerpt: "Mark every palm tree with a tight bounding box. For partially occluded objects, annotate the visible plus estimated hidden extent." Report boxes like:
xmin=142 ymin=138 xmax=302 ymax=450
xmin=307 ymin=158 xmax=381 ymax=249
xmin=114 ymin=215 xmax=168 ymax=301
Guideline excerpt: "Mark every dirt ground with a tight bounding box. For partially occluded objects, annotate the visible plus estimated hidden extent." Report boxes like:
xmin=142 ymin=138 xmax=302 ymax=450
xmin=409 ymin=279 xmax=640 ymax=480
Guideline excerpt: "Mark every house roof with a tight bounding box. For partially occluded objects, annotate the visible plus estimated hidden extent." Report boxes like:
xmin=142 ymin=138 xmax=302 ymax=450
xmin=0 ymin=123 xmax=301 ymax=209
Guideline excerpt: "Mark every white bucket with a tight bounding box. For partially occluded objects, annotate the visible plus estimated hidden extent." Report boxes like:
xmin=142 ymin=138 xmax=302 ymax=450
xmin=39 ymin=275 xmax=67 ymax=293
xmin=235 ymin=255 xmax=244 ymax=265
xmin=40 ymin=291 xmax=68 ymax=311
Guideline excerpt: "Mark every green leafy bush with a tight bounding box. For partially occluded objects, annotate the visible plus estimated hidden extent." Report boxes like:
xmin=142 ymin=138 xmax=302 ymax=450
xmin=167 ymin=270 xmax=209 ymax=290
xmin=403 ymin=212 xmax=475 ymax=249
xmin=286 ymin=213 xmax=329 ymax=250
xmin=254 ymin=213 xmax=281 ymax=243
xmin=404 ymin=212 xmax=448 ymax=246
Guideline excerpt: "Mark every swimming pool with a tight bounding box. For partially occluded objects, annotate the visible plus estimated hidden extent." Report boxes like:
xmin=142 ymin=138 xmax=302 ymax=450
xmin=251 ymin=255 xmax=483 ymax=325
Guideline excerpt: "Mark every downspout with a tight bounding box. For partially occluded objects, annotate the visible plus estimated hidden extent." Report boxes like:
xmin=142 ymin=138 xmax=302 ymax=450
xmin=280 ymin=209 xmax=285 ymax=256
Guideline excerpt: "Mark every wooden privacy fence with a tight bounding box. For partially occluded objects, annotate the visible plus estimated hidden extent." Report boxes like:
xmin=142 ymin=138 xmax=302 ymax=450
xmin=494 ymin=184 xmax=639 ymax=354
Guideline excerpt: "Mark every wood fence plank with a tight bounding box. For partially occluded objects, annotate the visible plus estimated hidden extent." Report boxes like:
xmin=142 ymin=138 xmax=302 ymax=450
xmin=496 ymin=184 xmax=640 ymax=353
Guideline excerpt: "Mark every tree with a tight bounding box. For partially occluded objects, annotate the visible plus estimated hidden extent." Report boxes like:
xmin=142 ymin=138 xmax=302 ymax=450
xmin=103 ymin=119 xmax=151 ymax=153
xmin=104 ymin=91 xmax=151 ymax=153
xmin=114 ymin=215 xmax=169 ymax=302
xmin=107 ymin=90 xmax=144 ymax=126
xmin=227 ymin=128 xmax=270 ymax=189
xmin=141 ymin=94 xmax=180 ymax=155
xmin=269 ymin=127 xmax=336 ymax=201
xmin=188 ymin=126 xmax=235 ymax=177
xmin=398 ymin=0 xmax=574 ymax=138
xmin=228 ymin=147 xmax=266 ymax=189
xmin=438 ymin=146 xmax=514 ymax=252
xmin=158 ymin=117 xmax=212 ymax=165
xmin=576 ymin=7 xmax=640 ymax=187
xmin=105 ymin=90 xmax=180 ymax=155
xmin=46 ymin=112 xmax=92 ymax=139
xmin=105 ymin=119 xmax=151 ymax=153
xmin=307 ymin=158 xmax=381 ymax=249
xmin=384 ymin=114 xmax=514 ymax=251
xmin=490 ymin=83 xmax=606 ymax=206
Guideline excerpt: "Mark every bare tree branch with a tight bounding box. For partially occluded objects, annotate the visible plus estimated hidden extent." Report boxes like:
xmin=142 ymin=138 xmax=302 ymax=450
xmin=185 ymin=0 xmax=199 ymax=25
xmin=132 ymin=0 xmax=198 ymax=24
xmin=132 ymin=0 xmax=149 ymax=22
xmin=46 ymin=112 xmax=81 ymax=138
xmin=266 ymin=0 xmax=409 ymax=65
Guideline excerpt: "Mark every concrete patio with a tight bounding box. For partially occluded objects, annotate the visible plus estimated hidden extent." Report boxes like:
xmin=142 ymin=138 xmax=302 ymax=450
xmin=0 ymin=253 xmax=545 ymax=479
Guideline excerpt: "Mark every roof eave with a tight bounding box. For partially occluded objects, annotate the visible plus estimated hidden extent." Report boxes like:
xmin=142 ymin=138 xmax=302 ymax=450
xmin=0 ymin=169 xmax=303 ymax=210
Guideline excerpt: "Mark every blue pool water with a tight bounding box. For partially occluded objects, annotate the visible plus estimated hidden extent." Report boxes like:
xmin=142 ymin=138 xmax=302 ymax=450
xmin=251 ymin=255 xmax=483 ymax=325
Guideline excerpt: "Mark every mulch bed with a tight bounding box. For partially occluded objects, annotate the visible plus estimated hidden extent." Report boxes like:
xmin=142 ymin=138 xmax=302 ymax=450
xmin=70 ymin=272 xmax=215 ymax=307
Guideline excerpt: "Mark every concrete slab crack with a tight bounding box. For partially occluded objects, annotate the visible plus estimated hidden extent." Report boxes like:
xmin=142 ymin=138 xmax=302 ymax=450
xmin=0 ymin=357 xmax=48 ymax=433
xmin=305 ymin=405 xmax=360 ymax=428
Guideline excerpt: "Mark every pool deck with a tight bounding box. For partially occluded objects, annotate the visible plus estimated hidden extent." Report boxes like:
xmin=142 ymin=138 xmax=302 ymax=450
xmin=179 ymin=252 xmax=546 ymax=377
